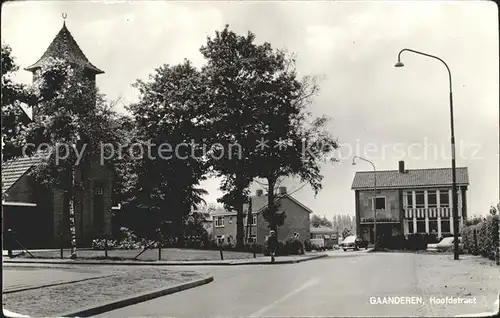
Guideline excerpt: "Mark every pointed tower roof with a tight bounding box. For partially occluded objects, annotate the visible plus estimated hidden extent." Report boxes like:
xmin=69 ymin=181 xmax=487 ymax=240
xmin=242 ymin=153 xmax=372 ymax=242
xmin=25 ymin=21 xmax=104 ymax=74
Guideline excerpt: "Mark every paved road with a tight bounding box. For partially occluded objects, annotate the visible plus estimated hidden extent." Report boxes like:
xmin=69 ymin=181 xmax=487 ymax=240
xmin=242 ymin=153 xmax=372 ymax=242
xmin=95 ymin=251 xmax=498 ymax=317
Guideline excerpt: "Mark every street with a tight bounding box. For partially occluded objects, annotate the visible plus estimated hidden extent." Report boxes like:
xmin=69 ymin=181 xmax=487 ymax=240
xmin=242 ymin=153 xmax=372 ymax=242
xmin=94 ymin=252 xmax=499 ymax=317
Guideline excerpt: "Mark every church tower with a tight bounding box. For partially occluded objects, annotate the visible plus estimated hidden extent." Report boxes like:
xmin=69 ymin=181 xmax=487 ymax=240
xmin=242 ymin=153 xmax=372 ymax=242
xmin=19 ymin=16 xmax=112 ymax=247
xmin=24 ymin=16 xmax=104 ymax=119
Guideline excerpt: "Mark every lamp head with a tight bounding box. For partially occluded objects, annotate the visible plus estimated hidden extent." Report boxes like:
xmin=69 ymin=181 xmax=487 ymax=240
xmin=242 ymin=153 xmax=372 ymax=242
xmin=352 ymin=157 xmax=357 ymax=166
xmin=394 ymin=61 xmax=404 ymax=68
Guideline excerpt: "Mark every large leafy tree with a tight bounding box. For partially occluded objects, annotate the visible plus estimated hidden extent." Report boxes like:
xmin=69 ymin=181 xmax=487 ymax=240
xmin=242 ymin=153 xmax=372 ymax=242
xmin=128 ymin=60 xmax=210 ymax=245
xmin=210 ymin=31 xmax=340 ymax=233
xmin=200 ymin=25 xmax=338 ymax=237
xmin=200 ymin=26 xmax=274 ymax=248
xmin=311 ymin=214 xmax=333 ymax=228
xmin=1 ymin=44 xmax=32 ymax=161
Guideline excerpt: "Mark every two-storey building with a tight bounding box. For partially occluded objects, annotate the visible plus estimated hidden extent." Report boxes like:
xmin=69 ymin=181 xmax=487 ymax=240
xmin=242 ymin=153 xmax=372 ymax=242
xmin=351 ymin=161 xmax=469 ymax=243
xmin=212 ymin=187 xmax=312 ymax=245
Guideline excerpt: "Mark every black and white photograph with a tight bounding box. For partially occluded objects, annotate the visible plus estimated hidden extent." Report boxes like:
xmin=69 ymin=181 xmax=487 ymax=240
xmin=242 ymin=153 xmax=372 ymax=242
xmin=1 ymin=0 xmax=499 ymax=317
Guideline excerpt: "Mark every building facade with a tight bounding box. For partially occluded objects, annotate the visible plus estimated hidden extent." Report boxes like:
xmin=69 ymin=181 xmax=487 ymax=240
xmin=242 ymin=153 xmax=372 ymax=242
xmin=212 ymin=187 xmax=312 ymax=245
xmin=2 ymin=21 xmax=113 ymax=248
xmin=310 ymin=226 xmax=338 ymax=240
xmin=310 ymin=226 xmax=339 ymax=245
xmin=351 ymin=161 xmax=469 ymax=243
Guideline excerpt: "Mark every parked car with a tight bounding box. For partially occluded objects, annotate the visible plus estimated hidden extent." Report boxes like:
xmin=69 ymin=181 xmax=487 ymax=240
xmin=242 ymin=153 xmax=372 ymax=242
xmin=341 ymin=236 xmax=357 ymax=251
xmin=355 ymin=237 xmax=369 ymax=249
xmin=427 ymin=236 xmax=463 ymax=252
xmin=341 ymin=235 xmax=369 ymax=251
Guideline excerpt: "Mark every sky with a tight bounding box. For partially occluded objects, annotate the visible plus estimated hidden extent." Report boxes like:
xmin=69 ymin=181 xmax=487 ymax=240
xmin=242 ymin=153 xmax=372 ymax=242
xmin=2 ymin=0 xmax=499 ymax=220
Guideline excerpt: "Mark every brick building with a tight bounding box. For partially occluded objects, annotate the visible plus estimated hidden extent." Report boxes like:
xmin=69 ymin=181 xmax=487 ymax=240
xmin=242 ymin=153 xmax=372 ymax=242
xmin=2 ymin=21 xmax=113 ymax=248
xmin=212 ymin=187 xmax=312 ymax=245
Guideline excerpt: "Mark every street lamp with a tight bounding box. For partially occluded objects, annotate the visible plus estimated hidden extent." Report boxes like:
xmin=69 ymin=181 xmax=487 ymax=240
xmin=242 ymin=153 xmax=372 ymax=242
xmin=352 ymin=156 xmax=377 ymax=249
xmin=395 ymin=48 xmax=459 ymax=260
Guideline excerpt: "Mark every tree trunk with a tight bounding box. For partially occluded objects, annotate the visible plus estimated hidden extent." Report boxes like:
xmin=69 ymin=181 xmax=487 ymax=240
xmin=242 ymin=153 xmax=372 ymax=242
xmin=267 ymin=176 xmax=277 ymax=233
xmin=69 ymin=165 xmax=77 ymax=259
xmin=246 ymin=197 xmax=253 ymax=244
xmin=235 ymin=175 xmax=246 ymax=249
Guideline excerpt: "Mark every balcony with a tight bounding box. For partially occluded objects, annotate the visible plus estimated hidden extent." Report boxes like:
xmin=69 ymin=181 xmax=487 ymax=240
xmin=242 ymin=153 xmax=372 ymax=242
xmin=360 ymin=209 xmax=399 ymax=223
xmin=404 ymin=207 xmax=462 ymax=218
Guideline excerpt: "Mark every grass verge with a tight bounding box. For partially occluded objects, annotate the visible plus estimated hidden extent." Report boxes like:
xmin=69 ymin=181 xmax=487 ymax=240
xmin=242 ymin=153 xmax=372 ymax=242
xmin=2 ymin=268 xmax=204 ymax=317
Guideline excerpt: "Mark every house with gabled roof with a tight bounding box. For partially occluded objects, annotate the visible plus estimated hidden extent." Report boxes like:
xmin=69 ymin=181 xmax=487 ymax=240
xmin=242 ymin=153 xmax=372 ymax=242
xmin=351 ymin=161 xmax=469 ymax=243
xmin=2 ymin=20 xmax=114 ymax=248
xmin=212 ymin=187 xmax=312 ymax=245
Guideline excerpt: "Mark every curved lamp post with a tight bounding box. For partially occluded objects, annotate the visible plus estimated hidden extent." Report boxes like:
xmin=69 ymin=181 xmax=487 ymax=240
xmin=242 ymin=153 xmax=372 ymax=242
xmin=395 ymin=48 xmax=459 ymax=260
xmin=352 ymin=156 xmax=377 ymax=248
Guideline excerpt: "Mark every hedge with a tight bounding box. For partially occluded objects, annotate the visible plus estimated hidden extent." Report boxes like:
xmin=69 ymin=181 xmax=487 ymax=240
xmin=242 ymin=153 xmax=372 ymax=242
xmin=376 ymin=233 xmax=440 ymax=251
xmin=462 ymin=215 xmax=499 ymax=260
xmin=263 ymin=237 xmax=305 ymax=256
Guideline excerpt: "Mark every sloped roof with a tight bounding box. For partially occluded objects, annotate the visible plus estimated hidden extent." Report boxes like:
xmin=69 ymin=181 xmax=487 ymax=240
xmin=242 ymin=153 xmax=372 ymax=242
xmin=310 ymin=226 xmax=337 ymax=234
xmin=212 ymin=193 xmax=313 ymax=215
xmin=25 ymin=23 xmax=104 ymax=74
xmin=2 ymin=154 xmax=45 ymax=194
xmin=351 ymin=167 xmax=469 ymax=190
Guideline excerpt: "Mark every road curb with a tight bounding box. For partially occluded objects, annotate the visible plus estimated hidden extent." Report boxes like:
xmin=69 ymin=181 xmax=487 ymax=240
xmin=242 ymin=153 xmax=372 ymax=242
xmin=56 ymin=275 xmax=214 ymax=317
xmin=3 ymin=254 xmax=327 ymax=266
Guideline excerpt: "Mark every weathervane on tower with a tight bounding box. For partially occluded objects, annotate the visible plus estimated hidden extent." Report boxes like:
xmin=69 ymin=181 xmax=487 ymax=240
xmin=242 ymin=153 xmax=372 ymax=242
xmin=62 ymin=13 xmax=67 ymax=25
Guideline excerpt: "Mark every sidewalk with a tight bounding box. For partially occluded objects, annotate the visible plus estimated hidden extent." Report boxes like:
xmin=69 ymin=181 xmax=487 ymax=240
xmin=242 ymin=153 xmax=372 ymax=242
xmin=2 ymin=248 xmax=93 ymax=256
xmin=3 ymin=253 xmax=328 ymax=266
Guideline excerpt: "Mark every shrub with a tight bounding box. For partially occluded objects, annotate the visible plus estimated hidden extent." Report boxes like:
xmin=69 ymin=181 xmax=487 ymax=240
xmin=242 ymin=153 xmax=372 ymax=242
xmin=405 ymin=234 xmax=428 ymax=250
xmin=92 ymin=238 xmax=117 ymax=250
xmin=311 ymin=244 xmax=321 ymax=251
xmin=304 ymin=239 xmax=312 ymax=252
xmin=264 ymin=240 xmax=288 ymax=256
xmin=92 ymin=227 xmax=152 ymax=250
xmin=461 ymin=214 xmax=499 ymax=260
xmin=476 ymin=221 xmax=488 ymax=257
xmin=284 ymin=237 xmax=305 ymax=255
xmin=485 ymin=215 xmax=499 ymax=260
xmin=426 ymin=233 xmax=439 ymax=244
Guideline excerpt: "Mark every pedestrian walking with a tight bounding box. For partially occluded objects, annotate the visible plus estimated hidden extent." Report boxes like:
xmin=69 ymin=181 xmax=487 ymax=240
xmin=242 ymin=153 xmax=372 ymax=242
xmin=268 ymin=230 xmax=278 ymax=263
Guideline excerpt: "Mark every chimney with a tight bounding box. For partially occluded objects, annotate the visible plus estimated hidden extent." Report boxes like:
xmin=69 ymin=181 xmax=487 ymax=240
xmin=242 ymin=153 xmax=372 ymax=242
xmin=256 ymin=189 xmax=263 ymax=197
xmin=279 ymin=186 xmax=287 ymax=195
xmin=399 ymin=160 xmax=405 ymax=173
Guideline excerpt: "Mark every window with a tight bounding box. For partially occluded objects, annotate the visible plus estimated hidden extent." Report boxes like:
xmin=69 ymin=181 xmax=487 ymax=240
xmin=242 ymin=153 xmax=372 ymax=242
xmin=405 ymin=192 xmax=413 ymax=208
xmin=216 ymin=235 xmax=224 ymax=245
xmin=246 ymin=214 xmax=257 ymax=225
xmin=214 ymin=216 xmax=224 ymax=227
xmin=427 ymin=191 xmax=437 ymax=208
xmin=229 ymin=216 xmax=232 ymax=224
xmin=440 ymin=191 xmax=450 ymax=207
xmin=416 ymin=220 xmax=426 ymax=233
xmin=415 ymin=191 xmax=425 ymax=208
xmin=441 ymin=220 xmax=451 ymax=233
xmin=94 ymin=187 xmax=103 ymax=195
xmin=247 ymin=235 xmax=257 ymax=244
xmin=429 ymin=220 xmax=438 ymax=234
xmin=408 ymin=221 xmax=414 ymax=234
xmin=372 ymin=197 xmax=386 ymax=210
